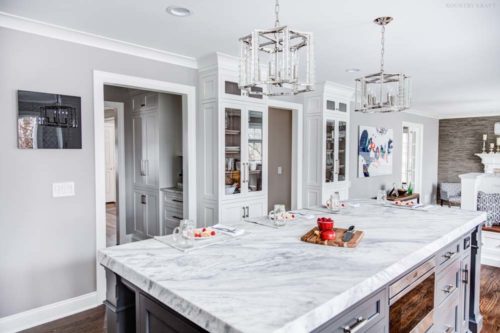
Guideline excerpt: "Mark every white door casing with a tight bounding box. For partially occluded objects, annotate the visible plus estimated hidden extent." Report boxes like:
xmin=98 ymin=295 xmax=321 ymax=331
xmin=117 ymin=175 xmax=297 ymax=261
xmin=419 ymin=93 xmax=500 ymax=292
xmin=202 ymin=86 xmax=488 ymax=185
xmin=104 ymin=120 xmax=116 ymax=203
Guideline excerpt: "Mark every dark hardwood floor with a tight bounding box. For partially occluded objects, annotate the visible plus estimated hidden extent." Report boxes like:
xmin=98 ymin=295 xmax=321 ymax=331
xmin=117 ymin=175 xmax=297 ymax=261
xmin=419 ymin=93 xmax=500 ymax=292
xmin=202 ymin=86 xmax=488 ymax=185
xmin=20 ymin=305 xmax=106 ymax=333
xmin=481 ymin=265 xmax=500 ymax=333
xmin=20 ymin=266 xmax=500 ymax=333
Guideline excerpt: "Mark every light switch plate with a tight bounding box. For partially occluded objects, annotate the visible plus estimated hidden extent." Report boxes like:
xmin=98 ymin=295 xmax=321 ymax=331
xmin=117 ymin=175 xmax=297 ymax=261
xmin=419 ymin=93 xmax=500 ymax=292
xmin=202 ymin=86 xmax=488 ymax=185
xmin=52 ymin=182 xmax=75 ymax=197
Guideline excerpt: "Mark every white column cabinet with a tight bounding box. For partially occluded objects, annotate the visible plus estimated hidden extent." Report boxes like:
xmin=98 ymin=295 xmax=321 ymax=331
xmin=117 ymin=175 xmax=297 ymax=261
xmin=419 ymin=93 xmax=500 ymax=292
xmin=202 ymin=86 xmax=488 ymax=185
xmin=197 ymin=53 xmax=268 ymax=226
xmin=303 ymin=82 xmax=353 ymax=207
xmin=129 ymin=92 xmax=183 ymax=239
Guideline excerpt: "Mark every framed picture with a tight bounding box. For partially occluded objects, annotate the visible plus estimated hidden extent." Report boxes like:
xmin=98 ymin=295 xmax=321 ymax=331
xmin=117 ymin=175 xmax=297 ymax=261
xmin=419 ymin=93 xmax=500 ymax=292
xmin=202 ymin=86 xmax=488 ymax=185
xmin=358 ymin=126 xmax=394 ymax=177
xmin=17 ymin=90 xmax=82 ymax=149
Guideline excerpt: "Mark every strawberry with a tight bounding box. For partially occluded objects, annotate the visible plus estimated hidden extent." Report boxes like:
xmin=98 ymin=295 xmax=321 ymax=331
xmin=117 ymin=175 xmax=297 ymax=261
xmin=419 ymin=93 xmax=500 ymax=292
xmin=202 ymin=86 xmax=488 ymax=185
xmin=211 ymin=231 xmax=216 ymax=236
xmin=202 ymin=228 xmax=206 ymax=232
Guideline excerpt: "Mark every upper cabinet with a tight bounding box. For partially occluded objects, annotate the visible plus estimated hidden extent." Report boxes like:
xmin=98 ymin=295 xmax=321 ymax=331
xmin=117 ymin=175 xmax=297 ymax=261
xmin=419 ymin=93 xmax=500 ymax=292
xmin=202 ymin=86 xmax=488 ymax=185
xmin=303 ymin=82 xmax=354 ymax=207
xmin=197 ymin=53 xmax=268 ymax=226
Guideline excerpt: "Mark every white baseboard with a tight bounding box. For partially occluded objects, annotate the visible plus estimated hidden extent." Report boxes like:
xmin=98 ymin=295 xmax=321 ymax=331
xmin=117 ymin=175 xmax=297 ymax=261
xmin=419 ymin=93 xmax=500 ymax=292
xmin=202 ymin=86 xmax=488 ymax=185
xmin=0 ymin=292 xmax=100 ymax=333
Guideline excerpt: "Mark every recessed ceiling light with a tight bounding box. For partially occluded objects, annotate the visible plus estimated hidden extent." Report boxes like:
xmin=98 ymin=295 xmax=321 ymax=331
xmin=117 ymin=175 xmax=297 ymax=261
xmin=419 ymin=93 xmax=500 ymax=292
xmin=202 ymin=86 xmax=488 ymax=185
xmin=166 ymin=6 xmax=192 ymax=17
xmin=346 ymin=68 xmax=360 ymax=73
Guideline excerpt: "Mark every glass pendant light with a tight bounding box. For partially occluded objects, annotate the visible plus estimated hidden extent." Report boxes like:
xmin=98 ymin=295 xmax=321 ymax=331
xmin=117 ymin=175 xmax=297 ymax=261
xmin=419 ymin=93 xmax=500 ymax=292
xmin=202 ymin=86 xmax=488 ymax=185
xmin=239 ymin=0 xmax=314 ymax=96
xmin=355 ymin=17 xmax=411 ymax=113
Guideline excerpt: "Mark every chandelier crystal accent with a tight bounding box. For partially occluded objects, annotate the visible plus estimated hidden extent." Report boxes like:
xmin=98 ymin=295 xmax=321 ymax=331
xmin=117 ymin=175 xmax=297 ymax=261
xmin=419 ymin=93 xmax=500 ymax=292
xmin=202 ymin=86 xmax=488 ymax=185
xmin=355 ymin=17 xmax=411 ymax=113
xmin=238 ymin=0 xmax=314 ymax=96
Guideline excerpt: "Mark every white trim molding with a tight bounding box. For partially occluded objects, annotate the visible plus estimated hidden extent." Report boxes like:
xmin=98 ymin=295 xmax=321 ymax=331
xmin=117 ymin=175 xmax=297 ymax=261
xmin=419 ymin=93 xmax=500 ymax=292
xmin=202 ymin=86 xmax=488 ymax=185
xmin=0 ymin=11 xmax=197 ymax=69
xmin=93 ymin=70 xmax=197 ymax=303
xmin=0 ymin=292 xmax=99 ymax=333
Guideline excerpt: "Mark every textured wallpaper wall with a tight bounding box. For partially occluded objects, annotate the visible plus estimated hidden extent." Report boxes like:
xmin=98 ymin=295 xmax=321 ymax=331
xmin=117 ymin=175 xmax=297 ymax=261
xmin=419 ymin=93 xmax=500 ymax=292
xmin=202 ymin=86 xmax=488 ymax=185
xmin=438 ymin=116 xmax=500 ymax=183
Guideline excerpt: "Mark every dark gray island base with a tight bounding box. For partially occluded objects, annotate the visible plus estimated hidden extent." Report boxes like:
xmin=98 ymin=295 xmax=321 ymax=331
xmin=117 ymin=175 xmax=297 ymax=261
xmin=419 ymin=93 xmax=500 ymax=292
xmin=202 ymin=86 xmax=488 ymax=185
xmin=99 ymin=205 xmax=486 ymax=333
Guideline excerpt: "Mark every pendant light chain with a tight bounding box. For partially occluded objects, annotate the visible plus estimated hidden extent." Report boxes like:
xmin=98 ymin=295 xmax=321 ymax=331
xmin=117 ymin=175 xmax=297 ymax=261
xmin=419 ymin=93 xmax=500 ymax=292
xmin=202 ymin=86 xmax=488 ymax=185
xmin=275 ymin=0 xmax=280 ymax=27
xmin=380 ymin=24 xmax=385 ymax=73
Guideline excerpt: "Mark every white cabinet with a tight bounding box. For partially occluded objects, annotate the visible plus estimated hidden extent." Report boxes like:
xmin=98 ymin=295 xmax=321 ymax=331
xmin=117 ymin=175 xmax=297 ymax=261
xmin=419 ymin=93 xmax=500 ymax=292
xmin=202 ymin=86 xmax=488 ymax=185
xmin=222 ymin=102 xmax=266 ymax=198
xmin=133 ymin=112 xmax=159 ymax=188
xmin=133 ymin=190 xmax=159 ymax=238
xmin=128 ymin=92 xmax=183 ymax=239
xmin=197 ymin=53 xmax=268 ymax=226
xmin=303 ymin=82 xmax=353 ymax=207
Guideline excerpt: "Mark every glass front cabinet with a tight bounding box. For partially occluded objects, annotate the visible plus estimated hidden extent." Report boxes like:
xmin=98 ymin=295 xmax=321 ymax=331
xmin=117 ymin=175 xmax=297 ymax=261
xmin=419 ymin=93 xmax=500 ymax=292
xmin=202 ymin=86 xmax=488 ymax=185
xmin=325 ymin=118 xmax=347 ymax=184
xmin=303 ymin=82 xmax=353 ymax=207
xmin=223 ymin=104 xmax=265 ymax=198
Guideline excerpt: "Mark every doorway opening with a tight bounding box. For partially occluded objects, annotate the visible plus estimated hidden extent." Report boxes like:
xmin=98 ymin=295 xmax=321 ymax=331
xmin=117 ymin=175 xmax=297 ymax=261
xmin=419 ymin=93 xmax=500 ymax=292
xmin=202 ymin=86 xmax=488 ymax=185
xmin=103 ymin=85 xmax=185 ymax=245
xmin=268 ymin=107 xmax=293 ymax=211
xmin=94 ymin=70 xmax=197 ymax=302
xmin=401 ymin=122 xmax=423 ymax=195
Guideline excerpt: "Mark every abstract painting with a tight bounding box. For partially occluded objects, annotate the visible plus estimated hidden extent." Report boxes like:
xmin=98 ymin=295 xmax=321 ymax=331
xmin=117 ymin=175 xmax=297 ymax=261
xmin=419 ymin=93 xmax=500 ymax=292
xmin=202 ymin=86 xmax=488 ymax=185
xmin=358 ymin=126 xmax=394 ymax=177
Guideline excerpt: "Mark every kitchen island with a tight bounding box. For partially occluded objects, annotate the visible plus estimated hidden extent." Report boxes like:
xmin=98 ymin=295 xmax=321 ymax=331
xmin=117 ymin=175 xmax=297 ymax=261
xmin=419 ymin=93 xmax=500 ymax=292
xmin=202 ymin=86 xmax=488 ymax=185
xmin=98 ymin=202 xmax=486 ymax=333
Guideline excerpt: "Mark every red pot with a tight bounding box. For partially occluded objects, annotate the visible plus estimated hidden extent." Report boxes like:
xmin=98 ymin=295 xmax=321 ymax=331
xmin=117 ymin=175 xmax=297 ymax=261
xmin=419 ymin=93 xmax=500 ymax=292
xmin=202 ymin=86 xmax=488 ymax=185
xmin=317 ymin=217 xmax=334 ymax=231
xmin=321 ymin=229 xmax=336 ymax=241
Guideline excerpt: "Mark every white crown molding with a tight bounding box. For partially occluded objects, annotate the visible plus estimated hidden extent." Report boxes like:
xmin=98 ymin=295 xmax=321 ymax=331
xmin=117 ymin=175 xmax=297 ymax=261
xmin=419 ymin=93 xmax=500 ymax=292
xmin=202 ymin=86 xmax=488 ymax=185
xmin=0 ymin=11 xmax=198 ymax=69
xmin=0 ymin=292 xmax=99 ymax=333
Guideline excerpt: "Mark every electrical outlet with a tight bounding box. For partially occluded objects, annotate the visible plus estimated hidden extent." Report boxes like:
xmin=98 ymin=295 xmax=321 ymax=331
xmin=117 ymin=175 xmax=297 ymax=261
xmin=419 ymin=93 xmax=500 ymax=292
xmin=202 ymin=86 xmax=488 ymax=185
xmin=277 ymin=166 xmax=283 ymax=175
xmin=52 ymin=182 xmax=75 ymax=197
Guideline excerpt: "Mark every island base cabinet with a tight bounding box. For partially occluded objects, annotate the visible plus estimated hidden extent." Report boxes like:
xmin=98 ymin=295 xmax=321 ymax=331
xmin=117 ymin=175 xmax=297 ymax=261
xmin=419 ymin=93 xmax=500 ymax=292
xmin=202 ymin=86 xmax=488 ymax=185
xmin=433 ymin=290 xmax=460 ymax=333
xmin=138 ymin=293 xmax=206 ymax=333
xmin=312 ymin=288 xmax=388 ymax=333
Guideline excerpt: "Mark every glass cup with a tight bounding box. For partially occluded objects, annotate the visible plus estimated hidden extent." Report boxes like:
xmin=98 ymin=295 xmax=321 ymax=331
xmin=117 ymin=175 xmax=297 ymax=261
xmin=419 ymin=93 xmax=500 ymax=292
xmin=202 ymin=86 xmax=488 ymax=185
xmin=172 ymin=219 xmax=195 ymax=248
xmin=377 ymin=190 xmax=387 ymax=204
xmin=269 ymin=204 xmax=286 ymax=226
xmin=326 ymin=192 xmax=341 ymax=212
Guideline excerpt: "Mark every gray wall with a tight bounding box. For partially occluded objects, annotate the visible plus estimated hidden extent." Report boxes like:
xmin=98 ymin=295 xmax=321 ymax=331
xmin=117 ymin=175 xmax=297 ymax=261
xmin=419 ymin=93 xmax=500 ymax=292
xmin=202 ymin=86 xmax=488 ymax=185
xmin=0 ymin=27 xmax=196 ymax=317
xmin=438 ymin=116 xmax=500 ymax=183
xmin=349 ymin=111 xmax=439 ymax=204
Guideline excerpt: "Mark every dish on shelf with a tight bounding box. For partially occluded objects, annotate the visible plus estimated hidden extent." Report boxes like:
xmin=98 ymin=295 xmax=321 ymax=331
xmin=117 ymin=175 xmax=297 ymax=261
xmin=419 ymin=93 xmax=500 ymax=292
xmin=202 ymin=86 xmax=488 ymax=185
xmin=225 ymin=185 xmax=237 ymax=194
xmin=225 ymin=146 xmax=240 ymax=151
xmin=225 ymin=130 xmax=240 ymax=135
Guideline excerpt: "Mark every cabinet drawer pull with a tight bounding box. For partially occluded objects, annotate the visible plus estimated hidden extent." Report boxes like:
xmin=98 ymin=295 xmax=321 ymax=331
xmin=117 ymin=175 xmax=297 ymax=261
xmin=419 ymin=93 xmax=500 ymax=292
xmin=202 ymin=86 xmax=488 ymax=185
xmin=444 ymin=326 xmax=453 ymax=333
xmin=442 ymin=284 xmax=455 ymax=294
xmin=172 ymin=216 xmax=182 ymax=220
xmin=443 ymin=251 xmax=456 ymax=260
xmin=343 ymin=317 xmax=368 ymax=333
xmin=462 ymin=267 xmax=469 ymax=284
xmin=140 ymin=103 xmax=145 ymax=107
xmin=141 ymin=195 xmax=147 ymax=205
xmin=172 ymin=199 xmax=183 ymax=203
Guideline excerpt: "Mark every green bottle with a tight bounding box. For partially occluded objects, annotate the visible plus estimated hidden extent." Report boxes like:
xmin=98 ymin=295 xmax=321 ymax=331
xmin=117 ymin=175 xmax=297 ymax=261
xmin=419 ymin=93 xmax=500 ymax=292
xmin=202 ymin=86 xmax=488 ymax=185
xmin=407 ymin=182 xmax=413 ymax=195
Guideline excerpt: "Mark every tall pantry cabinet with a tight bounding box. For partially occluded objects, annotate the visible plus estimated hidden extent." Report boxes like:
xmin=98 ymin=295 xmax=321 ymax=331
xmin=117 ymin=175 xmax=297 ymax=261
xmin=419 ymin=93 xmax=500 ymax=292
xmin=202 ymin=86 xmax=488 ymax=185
xmin=197 ymin=53 xmax=268 ymax=226
xmin=129 ymin=92 xmax=183 ymax=239
xmin=303 ymin=82 xmax=354 ymax=207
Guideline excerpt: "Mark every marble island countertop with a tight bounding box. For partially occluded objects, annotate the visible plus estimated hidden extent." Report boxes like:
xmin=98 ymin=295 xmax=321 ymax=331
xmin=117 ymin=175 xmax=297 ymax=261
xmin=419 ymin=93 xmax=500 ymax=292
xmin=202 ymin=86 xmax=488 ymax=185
xmin=98 ymin=201 xmax=486 ymax=333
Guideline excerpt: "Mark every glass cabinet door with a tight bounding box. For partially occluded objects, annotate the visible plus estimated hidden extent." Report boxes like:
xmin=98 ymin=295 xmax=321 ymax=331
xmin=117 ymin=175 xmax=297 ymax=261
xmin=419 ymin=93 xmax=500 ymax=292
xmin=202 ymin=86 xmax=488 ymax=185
xmin=224 ymin=108 xmax=242 ymax=195
xmin=338 ymin=121 xmax=347 ymax=181
xmin=246 ymin=110 xmax=263 ymax=193
xmin=325 ymin=120 xmax=335 ymax=183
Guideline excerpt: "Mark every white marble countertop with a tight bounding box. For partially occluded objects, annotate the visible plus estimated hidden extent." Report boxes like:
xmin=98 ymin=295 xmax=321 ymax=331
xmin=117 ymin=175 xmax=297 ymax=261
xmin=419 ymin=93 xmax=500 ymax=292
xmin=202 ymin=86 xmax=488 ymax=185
xmin=98 ymin=201 xmax=486 ymax=333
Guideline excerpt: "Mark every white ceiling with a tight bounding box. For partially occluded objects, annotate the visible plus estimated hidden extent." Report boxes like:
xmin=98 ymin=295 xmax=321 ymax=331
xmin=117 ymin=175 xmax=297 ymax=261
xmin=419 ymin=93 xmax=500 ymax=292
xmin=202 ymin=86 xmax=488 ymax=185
xmin=1 ymin=0 xmax=499 ymax=118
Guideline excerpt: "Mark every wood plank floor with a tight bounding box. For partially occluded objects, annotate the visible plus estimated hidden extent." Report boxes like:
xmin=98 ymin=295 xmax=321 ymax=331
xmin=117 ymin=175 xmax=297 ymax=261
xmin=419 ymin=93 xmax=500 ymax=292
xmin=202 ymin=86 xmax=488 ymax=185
xmin=20 ymin=265 xmax=500 ymax=333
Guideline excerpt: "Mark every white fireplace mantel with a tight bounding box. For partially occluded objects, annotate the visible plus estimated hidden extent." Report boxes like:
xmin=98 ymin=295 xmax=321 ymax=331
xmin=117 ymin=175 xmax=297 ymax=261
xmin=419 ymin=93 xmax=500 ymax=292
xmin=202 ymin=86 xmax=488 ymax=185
xmin=475 ymin=152 xmax=500 ymax=174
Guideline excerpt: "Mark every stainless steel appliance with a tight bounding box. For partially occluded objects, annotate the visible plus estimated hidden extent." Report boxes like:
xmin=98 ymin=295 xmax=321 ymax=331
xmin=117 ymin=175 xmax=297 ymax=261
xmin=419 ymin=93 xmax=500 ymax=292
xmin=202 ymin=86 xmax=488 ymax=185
xmin=389 ymin=258 xmax=436 ymax=333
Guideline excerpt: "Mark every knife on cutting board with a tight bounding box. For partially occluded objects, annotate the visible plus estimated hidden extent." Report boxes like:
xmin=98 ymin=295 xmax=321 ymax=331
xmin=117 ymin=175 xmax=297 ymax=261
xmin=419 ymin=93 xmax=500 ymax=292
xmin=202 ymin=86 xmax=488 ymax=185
xmin=342 ymin=225 xmax=355 ymax=242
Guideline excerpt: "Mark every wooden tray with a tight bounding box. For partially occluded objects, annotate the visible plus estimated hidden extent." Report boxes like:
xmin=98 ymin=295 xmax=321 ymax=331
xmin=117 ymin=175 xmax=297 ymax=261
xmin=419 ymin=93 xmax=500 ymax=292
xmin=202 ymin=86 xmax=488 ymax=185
xmin=301 ymin=227 xmax=364 ymax=248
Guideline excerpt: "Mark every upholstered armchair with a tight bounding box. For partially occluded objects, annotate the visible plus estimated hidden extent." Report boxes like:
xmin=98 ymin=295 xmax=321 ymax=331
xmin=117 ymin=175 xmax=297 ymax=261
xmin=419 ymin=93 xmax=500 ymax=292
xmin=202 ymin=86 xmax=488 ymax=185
xmin=439 ymin=183 xmax=461 ymax=207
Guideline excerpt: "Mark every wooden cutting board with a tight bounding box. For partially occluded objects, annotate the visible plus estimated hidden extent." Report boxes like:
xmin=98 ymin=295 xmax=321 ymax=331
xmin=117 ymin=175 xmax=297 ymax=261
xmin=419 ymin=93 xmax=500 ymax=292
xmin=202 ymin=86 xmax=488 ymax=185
xmin=301 ymin=227 xmax=364 ymax=248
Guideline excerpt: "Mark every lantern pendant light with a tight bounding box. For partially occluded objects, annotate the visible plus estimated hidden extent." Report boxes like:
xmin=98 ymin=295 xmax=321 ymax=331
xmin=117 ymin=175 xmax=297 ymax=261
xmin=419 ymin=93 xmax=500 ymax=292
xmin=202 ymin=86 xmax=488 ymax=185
xmin=355 ymin=17 xmax=411 ymax=113
xmin=238 ymin=0 xmax=315 ymax=96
